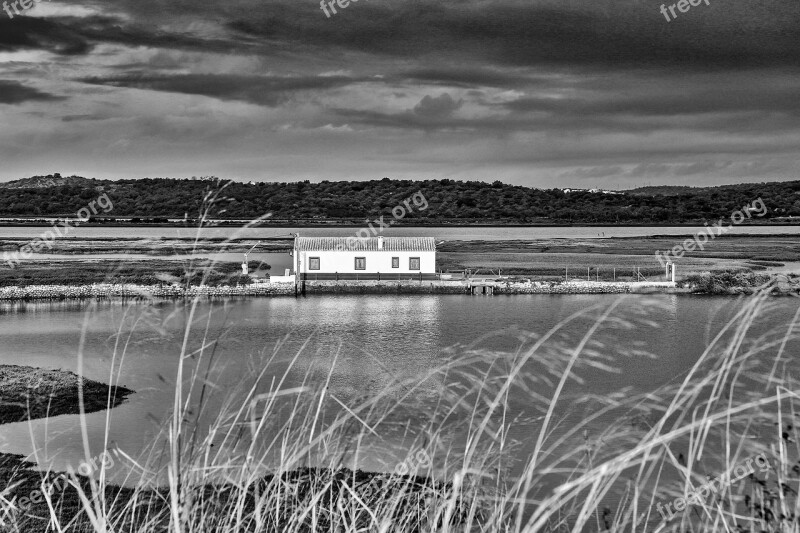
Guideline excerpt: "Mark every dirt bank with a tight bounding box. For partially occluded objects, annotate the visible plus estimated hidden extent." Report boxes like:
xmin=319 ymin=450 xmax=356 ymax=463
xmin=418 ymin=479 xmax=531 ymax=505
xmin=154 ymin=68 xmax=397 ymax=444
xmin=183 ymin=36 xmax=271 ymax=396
xmin=0 ymin=365 xmax=134 ymax=425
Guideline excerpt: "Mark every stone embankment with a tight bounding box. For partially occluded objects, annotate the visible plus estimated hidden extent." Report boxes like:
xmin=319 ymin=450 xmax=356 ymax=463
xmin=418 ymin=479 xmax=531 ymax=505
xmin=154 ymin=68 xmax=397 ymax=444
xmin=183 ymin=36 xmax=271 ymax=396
xmin=301 ymin=280 xmax=468 ymax=294
xmin=0 ymin=280 xmax=680 ymax=300
xmin=495 ymin=281 xmax=631 ymax=294
xmin=0 ymin=283 xmax=296 ymax=300
xmin=494 ymin=281 xmax=678 ymax=294
xmin=302 ymin=280 xmax=678 ymax=295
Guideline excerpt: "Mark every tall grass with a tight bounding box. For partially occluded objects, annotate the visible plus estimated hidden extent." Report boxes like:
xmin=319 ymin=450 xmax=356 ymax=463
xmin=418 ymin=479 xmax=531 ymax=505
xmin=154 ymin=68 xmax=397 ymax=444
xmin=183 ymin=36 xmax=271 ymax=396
xmin=2 ymin=188 xmax=799 ymax=532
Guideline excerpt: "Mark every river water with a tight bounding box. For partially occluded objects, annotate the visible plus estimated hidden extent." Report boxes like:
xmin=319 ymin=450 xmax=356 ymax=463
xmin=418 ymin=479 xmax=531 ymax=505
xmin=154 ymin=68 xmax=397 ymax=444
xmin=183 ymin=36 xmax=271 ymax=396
xmin=1 ymin=293 xmax=797 ymax=492
xmin=2 ymin=225 xmax=800 ymax=240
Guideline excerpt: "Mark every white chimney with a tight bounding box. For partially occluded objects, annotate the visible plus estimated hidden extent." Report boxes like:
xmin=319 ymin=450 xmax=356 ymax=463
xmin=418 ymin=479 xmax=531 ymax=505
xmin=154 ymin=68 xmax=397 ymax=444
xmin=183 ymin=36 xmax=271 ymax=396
xmin=377 ymin=236 xmax=384 ymax=250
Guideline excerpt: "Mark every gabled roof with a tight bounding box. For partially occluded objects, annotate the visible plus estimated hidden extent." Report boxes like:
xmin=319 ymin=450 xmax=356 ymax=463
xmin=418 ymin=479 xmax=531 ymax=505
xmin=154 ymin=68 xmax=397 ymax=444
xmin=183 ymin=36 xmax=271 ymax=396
xmin=296 ymin=236 xmax=436 ymax=252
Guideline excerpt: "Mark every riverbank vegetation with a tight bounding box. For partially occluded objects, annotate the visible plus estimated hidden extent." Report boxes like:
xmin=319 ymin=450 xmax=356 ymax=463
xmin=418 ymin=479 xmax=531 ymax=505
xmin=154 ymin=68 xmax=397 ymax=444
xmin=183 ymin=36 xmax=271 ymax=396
xmin=2 ymin=233 xmax=797 ymax=289
xmin=0 ymin=260 xmax=259 ymax=288
xmin=678 ymin=271 xmax=799 ymax=295
xmin=1 ymin=291 xmax=798 ymax=531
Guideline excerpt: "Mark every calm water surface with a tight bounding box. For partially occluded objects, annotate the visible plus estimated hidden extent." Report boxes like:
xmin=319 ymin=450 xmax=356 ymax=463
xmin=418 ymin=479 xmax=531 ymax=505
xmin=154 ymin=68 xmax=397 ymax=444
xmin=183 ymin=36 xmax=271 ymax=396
xmin=0 ymin=294 xmax=797 ymax=487
xmin=2 ymin=225 xmax=799 ymax=240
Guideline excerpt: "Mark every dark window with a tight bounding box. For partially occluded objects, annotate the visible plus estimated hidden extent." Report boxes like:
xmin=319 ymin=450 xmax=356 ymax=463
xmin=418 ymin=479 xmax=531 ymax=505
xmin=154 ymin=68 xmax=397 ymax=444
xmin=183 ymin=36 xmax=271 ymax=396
xmin=391 ymin=257 xmax=399 ymax=268
xmin=355 ymin=257 xmax=366 ymax=270
xmin=309 ymin=257 xmax=320 ymax=270
xmin=409 ymin=257 xmax=420 ymax=271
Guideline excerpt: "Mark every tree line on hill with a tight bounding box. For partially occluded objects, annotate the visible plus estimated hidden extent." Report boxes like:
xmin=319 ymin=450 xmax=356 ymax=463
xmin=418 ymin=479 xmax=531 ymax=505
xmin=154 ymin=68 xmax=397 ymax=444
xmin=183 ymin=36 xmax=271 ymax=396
xmin=0 ymin=174 xmax=799 ymax=224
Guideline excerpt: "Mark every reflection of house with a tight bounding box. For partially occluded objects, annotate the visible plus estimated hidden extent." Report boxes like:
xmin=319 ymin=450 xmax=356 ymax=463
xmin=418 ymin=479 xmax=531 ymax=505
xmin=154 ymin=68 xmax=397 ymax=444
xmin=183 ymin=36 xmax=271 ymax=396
xmin=292 ymin=236 xmax=436 ymax=275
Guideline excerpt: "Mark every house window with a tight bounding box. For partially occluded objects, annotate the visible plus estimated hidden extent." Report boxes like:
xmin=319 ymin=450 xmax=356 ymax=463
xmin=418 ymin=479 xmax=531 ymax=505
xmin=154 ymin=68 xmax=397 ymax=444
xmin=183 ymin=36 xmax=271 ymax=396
xmin=309 ymin=257 xmax=320 ymax=270
xmin=355 ymin=257 xmax=366 ymax=270
xmin=391 ymin=257 xmax=399 ymax=268
xmin=409 ymin=257 xmax=420 ymax=271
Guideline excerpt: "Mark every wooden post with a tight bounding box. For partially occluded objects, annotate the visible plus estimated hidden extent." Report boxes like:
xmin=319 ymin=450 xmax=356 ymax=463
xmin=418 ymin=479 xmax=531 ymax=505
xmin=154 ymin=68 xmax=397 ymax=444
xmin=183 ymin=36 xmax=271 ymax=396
xmin=587 ymin=267 xmax=590 ymax=281
xmin=613 ymin=267 xmax=616 ymax=282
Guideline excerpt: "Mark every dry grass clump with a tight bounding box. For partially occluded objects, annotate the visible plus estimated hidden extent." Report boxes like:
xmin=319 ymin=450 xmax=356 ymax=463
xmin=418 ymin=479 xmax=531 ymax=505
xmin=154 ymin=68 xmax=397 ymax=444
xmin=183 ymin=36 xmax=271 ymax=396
xmin=4 ymin=287 xmax=800 ymax=532
xmin=4 ymin=191 xmax=800 ymax=532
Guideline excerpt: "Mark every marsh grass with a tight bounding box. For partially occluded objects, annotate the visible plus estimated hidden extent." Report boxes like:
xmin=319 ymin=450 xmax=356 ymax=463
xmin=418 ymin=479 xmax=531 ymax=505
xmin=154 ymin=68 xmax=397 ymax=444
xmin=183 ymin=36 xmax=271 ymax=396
xmin=3 ymin=186 xmax=800 ymax=532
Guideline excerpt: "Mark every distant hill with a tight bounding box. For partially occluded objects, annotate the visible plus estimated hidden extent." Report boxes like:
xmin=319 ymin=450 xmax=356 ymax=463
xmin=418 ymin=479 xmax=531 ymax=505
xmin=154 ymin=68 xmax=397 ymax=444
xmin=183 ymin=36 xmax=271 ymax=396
xmin=626 ymin=186 xmax=697 ymax=196
xmin=626 ymin=182 xmax=779 ymax=197
xmin=0 ymin=174 xmax=797 ymax=224
xmin=0 ymin=174 xmax=101 ymax=190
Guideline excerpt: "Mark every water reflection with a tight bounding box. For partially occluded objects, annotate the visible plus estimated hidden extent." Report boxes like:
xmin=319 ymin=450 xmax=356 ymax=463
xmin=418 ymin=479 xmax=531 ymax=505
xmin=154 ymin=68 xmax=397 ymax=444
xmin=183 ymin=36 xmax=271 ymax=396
xmin=0 ymin=294 xmax=795 ymax=488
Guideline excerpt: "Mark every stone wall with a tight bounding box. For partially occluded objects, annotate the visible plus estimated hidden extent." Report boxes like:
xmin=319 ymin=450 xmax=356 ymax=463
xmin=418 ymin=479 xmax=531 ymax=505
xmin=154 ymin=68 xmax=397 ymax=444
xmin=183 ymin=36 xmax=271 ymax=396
xmin=0 ymin=280 xmax=680 ymax=300
xmin=301 ymin=280 xmax=469 ymax=294
xmin=494 ymin=281 xmax=631 ymax=294
xmin=0 ymin=283 xmax=296 ymax=300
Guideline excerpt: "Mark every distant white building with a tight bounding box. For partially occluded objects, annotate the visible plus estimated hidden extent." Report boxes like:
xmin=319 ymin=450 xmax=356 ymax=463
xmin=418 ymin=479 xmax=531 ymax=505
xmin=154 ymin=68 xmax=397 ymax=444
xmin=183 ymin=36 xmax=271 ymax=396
xmin=293 ymin=236 xmax=436 ymax=275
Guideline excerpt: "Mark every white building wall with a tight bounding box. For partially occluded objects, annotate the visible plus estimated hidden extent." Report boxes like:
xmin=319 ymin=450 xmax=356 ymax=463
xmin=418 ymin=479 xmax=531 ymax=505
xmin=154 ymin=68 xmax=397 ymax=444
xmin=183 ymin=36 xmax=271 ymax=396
xmin=297 ymin=250 xmax=436 ymax=274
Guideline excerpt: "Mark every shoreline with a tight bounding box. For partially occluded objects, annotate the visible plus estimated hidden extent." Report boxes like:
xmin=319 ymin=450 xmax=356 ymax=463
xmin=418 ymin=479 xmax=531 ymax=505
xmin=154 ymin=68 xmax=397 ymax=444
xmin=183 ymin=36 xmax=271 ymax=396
xmin=1 ymin=220 xmax=799 ymax=228
xmin=0 ymin=280 xmax=690 ymax=301
xmin=0 ymin=365 xmax=451 ymax=532
xmin=0 ymin=365 xmax=134 ymax=425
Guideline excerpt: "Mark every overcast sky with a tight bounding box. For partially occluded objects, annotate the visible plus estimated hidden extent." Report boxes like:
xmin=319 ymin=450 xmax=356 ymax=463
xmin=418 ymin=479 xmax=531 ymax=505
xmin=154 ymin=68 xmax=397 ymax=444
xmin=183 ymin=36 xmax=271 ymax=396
xmin=0 ymin=0 xmax=799 ymax=188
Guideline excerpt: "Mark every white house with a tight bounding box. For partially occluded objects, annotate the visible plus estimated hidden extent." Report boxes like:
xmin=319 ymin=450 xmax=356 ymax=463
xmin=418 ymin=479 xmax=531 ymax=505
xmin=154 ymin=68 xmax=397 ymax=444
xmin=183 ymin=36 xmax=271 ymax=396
xmin=293 ymin=236 xmax=436 ymax=275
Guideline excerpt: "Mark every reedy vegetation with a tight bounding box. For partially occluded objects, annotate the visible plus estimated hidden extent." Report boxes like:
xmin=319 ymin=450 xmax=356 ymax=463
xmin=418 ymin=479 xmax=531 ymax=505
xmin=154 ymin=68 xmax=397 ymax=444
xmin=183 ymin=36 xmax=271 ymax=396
xmin=2 ymin=188 xmax=800 ymax=532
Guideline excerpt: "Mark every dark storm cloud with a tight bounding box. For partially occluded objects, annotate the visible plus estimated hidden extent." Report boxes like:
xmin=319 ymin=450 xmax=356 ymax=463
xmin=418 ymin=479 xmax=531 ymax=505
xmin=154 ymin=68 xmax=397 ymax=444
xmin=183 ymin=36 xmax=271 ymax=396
xmin=222 ymin=0 xmax=800 ymax=69
xmin=2 ymin=0 xmax=799 ymax=185
xmin=73 ymin=15 xmax=251 ymax=55
xmin=0 ymin=80 xmax=63 ymax=104
xmin=502 ymin=79 xmax=800 ymax=117
xmin=413 ymin=94 xmax=462 ymax=118
xmin=0 ymin=16 xmax=91 ymax=55
xmin=397 ymin=68 xmax=535 ymax=89
xmin=80 ymin=72 xmax=363 ymax=106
